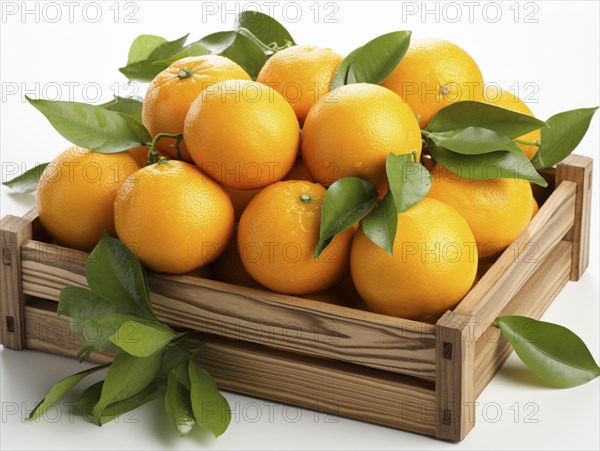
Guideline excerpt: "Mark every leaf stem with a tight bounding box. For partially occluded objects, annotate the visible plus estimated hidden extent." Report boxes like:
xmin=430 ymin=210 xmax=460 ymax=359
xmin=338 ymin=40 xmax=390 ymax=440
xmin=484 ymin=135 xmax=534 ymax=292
xmin=515 ymin=138 xmax=541 ymax=147
xmin=147 ymin=132 xmax=184 ymax=165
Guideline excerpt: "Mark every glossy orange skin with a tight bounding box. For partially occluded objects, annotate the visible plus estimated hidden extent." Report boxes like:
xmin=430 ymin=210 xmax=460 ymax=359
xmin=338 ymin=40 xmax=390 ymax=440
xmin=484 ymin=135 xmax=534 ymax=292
xmin=351 ymin=198 xmax=478 ymax=323
xmin=37 ymin=146 xmax=140 ymax=251
xmin=301 ymin=83 xmax=422 ymax=187
xmin=257 ymin=45 xmax=343 ymax=126
xmin=114 ymin=160 xmax=234 ymax=274
xmin=184 ymin=80 xmax=300 ymax=190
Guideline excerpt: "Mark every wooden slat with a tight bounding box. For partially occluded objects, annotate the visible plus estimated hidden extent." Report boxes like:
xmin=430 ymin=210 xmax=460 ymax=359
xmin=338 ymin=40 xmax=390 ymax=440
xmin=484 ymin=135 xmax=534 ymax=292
xmin=453 ymin=181 xmax=577 ymax=340
xmin=19 ymin=240 xmax=437 ymax=380
xmin=23 ymin=300 xmax=437 ymax=436
xmin=0 ymin=215 xmax=33 ymax=349
xmin=435 ymin=311 xmax=475 ymax=441
xmin=473 ymin=241 xmax=572 ymax=397
xmin=556 ymin=155 xmax=593 ymax=280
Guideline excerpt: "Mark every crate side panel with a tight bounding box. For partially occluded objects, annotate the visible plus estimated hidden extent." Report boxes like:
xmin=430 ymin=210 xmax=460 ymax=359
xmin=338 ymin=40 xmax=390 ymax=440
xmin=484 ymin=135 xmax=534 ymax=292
xmin=20 ymin=240 xmax=437 ymax=380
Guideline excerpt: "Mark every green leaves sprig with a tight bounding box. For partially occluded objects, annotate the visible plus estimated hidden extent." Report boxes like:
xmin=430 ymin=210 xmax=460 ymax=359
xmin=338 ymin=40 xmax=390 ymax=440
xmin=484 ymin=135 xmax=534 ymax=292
xmin=119 ymin=11 xmax=295 ymax=81
xmin=315 ymin=152 xmax=430 ymax=257
xmin=29 ymin=233 xmax=231 ymax=438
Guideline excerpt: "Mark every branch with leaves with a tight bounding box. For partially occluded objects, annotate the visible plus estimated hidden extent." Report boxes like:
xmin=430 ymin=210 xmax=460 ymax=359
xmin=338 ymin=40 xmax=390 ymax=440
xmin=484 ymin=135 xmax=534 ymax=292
xmin=29 ymin=233 xmax=231 ymax=438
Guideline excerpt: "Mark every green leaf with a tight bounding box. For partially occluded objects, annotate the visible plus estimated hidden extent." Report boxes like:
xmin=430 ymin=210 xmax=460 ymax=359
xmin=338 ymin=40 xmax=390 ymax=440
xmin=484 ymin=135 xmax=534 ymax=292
xmin=346 ymin=31 xmax=411 ymax=84
xmin=76 ymin=380 xmax=161 ymax=425
xmin=86 ymin=232 xmax=155 ymax=320
xmin=315 ymin=177 xmax=378 ymax=257
xmin=429 ymin=145 xmax=548 ymax=187
xmin=28 ymin=363 xmax=109 ymax=420
xmin=92 ymin=351 xmax=162 ymax=423
xmin=188 ymin=362 xmax=231 ymax=437
xmin=166 ymin=371 xmax=196 ymax=437
xmin=119 ymin=34 xmax=189 ymax=82
xmin=497 ymin=316 xmax=600 ymax=388
xmin=2 ymin=162 xmax=49 ymax=193
xmin=77 ymin=312 xmax=140 ymax=359
xmin=198 ymin=31 xmax=268 ymax=79
xmin=152 ymin=43 xmax=211 ymax=66
xmin=386 ymin=153 xmax=432 ymax=212
xmin=423 ymin=127 xmax=524 ymax=155
xmin=109 ymin=320 xmax=176 ymax=357
xmin=119 ymin=60 xmax=167 ymax=83
xmin=147 ymin=34 xmax=189 ymax=60
xmin=58 ymin=286 xmax=123 ymax=332
xmin=427 ymin=101 xmax=547 ymax=138
xmin=127 ymin=35 xmax=167 ymax=64
xmin=98 ymin=96 xmax=144 ymax=123
xmin=99 ymin=383 xmax=161 ymax=425
xmin=361 ymin=192 xmax=398 ymax=255
xmin=26 ymin=97 xmax=150 ymax=153
xmin=174 ymin=362 xmax=191 ymax=391
xmin=331 ymin=47 xmax=361 ymax=89
xmin=531 ymin=107 xmax=598 ymax=169
xmin=236 ymin=11 xmax=295 ymax=49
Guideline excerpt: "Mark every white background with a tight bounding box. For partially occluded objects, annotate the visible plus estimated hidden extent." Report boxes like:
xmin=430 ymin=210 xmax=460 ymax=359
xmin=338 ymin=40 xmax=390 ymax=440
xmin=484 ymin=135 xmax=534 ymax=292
xmin=1 ymin=1 xmax=599 ymax=449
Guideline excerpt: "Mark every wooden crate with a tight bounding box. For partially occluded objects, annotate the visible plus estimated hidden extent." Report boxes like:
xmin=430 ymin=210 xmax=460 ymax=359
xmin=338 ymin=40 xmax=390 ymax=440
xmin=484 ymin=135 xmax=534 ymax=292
xmin=0 ymin=154 xmax=592 ymax=441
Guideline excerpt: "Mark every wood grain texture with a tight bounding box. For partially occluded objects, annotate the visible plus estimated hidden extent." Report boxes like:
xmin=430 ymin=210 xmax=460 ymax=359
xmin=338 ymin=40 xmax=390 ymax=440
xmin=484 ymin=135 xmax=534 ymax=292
xmin=556 ymin=155 xmax=593 ymax=281
xmin=0 ymin=215 xmax=33 ymax=349
xmin=453 ymin=181 xmax=577 ymax=340
xmin=473 ymin=241 xmax=572 ymax=397
xmin=435 ymin=311 xmax=476 ymax=441
xmin=19 ymin=240 xmax=437 ymax=380
xmin=24 ymin=299 xmax=438 ymax=436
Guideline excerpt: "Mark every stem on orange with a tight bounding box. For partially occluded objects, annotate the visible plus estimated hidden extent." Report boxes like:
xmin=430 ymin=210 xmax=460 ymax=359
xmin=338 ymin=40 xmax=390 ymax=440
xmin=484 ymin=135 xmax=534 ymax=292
xmin=147 ymin=132 xmax=184 ymax=165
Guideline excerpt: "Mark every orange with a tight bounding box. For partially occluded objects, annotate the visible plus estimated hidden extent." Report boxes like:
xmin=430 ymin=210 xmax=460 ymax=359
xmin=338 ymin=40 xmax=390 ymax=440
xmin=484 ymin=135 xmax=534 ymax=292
xmin=238 ymin=181 xmax=354 ymax=295
xmin=142 ymin=56 xmax=251 ymax=161
xmin=381 ymin=38 xmax=484 ymax=128
xmin=301 ymin=83 xmax=422 ymax=186
xmin=37 ymin=146 xmax=140 ymax=251
xmin=427 ymin=164 xmax=533 ymax=259
xmin=256 ymin=45 xmax=343 ymax=126
xmin=484 ymin=86 xmax=541 ymax=160
xmin=184 ymin=80 xmax=300 ymax=190
xmin=114 ymin=160 xmax=234 ymax=274
xmin=351 ymin=198 xmax=478 ymax=322
xmin=304 ymin=275 xmax=361 ymax=307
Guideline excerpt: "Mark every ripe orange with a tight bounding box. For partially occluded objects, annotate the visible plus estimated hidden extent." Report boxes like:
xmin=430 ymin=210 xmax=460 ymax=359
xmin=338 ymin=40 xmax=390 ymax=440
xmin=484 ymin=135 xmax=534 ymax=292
xmin=238 ymin=181 xmax=354 ymax=295
xmin=114 ymin=160 xmax=234 ymax=274
xmin=427 ymin=164 xmax=533 ymax=259
xmin=256 ymin=45 xmax=343 ymax=126
xmin=142 ymin=56 xmax=251 ymax=161
xmin=304 ymin=275 xmax=361 ymax=307
xmin=282 ymin=158 xmax=314 ymax=182
xmin=484 ymin=86 xmax=541 ymax=160
xmin=37 ymin=146 xmax=140 ymax=251
xmin=221 ymin=185 xmax=262 ymax=222
xmin=184 ymin=80 xmax=300 ymax=190
xmin=381 ymin=38 xmax=484 ymax=128
xmin=301 ymin=83 xmax=422 ymax=186
xmin=351 ymin=198 xmax=478 ymax=322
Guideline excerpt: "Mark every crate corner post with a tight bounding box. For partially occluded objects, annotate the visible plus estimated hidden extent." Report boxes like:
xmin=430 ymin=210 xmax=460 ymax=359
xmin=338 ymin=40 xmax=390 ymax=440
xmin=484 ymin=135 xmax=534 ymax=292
xmin=0 ymin=214 xmax=34 ymax=349
xmin=556 ymin=154 xmax=593 ymax=281
xmin=435 ymin=311 xmax=476 ymax=441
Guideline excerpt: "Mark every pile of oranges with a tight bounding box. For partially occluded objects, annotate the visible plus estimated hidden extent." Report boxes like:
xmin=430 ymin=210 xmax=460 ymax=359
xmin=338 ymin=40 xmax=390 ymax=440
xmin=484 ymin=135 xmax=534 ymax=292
xmin=37 ymin=39 xmax=540 ymax=323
